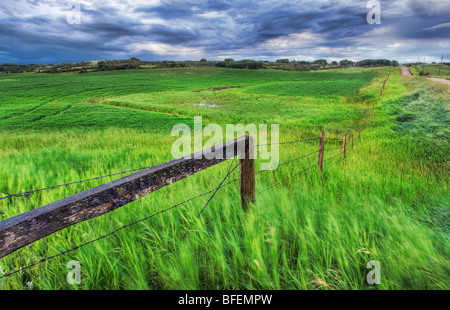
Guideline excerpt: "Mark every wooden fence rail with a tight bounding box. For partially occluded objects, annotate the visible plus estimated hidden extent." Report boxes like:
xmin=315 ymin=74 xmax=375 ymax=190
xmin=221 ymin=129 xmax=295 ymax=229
xmin=0 ymin=135 xmax=254 ymax=259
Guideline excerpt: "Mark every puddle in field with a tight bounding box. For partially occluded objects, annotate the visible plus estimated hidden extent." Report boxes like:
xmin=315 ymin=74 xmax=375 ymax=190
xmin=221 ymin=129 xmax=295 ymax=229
xmin=196 ymin=100 xmax=217 ymax=108
xmin=181 ymin=100 xmax=217 ymax=108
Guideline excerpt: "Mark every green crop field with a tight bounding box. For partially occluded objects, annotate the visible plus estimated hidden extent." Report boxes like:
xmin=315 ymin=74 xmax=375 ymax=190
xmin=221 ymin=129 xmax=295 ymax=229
xmin=0 ymin=67 xmax=448 ymax=290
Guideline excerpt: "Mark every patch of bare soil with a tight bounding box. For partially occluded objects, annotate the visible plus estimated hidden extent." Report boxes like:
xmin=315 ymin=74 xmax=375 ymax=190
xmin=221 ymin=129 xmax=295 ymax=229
xmin=427 ymin=77 xmax=450 ymax=86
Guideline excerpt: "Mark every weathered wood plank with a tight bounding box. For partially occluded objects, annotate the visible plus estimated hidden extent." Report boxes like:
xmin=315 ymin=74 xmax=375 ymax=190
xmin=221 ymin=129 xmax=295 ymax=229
xmin=0 ymin=136 xmax=252 ymax=258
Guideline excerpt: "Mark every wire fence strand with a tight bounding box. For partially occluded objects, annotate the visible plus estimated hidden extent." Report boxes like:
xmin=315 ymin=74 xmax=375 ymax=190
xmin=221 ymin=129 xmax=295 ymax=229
xmin=0 ymin=128 xmax=355 ymax=280
xmin=256 ymin=137 xmax=319 ymax=147
xmin=0 ymin=71 xmax=390 ymax=280
xmin=257 ymin=163 xmax=318 ymax=195
xmin=0 ymin=138 xmax=333 ymax=201
xmin=0 ymin=166 xmax=155 ymax=201
xmin=257 ymin=150 xmax=344 ymax=195
xmin=181 ymin=158 xmax=238 ymax=240
xmin=0 ymin=161 xmax=240 ymax=279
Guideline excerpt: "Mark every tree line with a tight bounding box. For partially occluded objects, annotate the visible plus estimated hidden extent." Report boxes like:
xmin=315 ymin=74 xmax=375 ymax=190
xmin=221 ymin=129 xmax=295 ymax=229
xmin=0 ymin=57 xmax=403 ymax=74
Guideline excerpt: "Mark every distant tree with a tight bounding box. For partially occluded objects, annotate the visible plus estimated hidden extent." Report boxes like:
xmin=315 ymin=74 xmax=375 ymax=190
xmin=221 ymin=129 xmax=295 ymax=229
xmin=313 ymin=59 xmax=328 ymax=66
xmin=200 ymin=58 xmax=207 ymax=62
xmin=331 ymin=61 xmax=338 ymax=66
xmin=215 ymin=59 xmax=265 ymax=69
xmin=356 ymin=59 xmax=395 ymax=67
xmin=98 ymin=61 xmax=107 ymax=69
xmin=224 ymin=58 xmax=234 ymax=62
xmin=276 ymin=58 xmax=290 ymax=63
xmin=339 ymin=59 xmax=353 ymax=66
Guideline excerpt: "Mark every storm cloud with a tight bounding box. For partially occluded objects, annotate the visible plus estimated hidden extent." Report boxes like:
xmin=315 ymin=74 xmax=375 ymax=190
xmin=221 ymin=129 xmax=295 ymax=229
xmin=0 ymin=0 xmax=449 ymax=64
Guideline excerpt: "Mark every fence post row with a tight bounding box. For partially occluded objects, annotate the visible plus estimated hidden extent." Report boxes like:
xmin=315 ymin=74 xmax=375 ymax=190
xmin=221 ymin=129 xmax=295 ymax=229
xmin=0 ymin=136 xmax=255 ymax=259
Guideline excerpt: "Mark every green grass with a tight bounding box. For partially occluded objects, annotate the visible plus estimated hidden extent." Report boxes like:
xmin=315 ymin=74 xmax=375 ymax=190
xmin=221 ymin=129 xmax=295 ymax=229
xmin=408 ymin=65 xmax=422 ymax=76
xmin=422 ymin=64 xmax=450 ymax=79
xmin=0 ymin=67 xmax=448 ymax=290
xmin=243 ymin=73 xmax=376 ymax=97
xmin=408 ymin=64 xmax=450 ymax=79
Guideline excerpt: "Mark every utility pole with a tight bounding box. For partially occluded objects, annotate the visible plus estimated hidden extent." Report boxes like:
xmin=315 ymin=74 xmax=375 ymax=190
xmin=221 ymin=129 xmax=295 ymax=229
xmin=439 ymin=54 xmax=444 ymax=76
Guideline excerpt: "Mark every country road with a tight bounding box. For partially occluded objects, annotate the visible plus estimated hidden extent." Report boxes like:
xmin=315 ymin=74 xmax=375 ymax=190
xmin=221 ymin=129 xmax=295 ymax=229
xmin=400 ymin=67 xmax=412 ymax=76
xmin=427 ymin=77 xmax=450 ymax=86
xmin=400 ymin=66 xmax=449 ymax=86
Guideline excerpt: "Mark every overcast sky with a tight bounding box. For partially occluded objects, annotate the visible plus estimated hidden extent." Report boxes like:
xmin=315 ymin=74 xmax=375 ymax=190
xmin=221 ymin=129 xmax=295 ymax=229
xmin=1 ymin=0 xmax=449 ymax=64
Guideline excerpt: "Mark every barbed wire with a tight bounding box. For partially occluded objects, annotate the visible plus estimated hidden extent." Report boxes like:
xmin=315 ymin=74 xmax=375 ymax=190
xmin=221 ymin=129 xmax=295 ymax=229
xmin=257 ymin=163 xmax=318 ymax=195
xmin=326 ymin=138 xmax=344 ymax=144
xmin=323 ymin=151 xmax=345 ymax=163
xmin=0 ymin=147 xmax=322 ymax=279
xmin=256 ymin=137 xmax=319 ymax=147
xmin=257 ymin=150 xmax=344 ymax=195
xmin=0 ymin=71 xmax=390 ymax=281
xmin=324 ymin=146 xmax=343 ymax=152
xmin=0 ymin=137 xmax=340 ymax=202
xmin=0 ymin=166 xmax=155 ymax=201
xmin=181 ymin=157 xmax=238 ymax=240
xmin=257 ymin=149 xmax=319 ymax=173
xmin=0 ymin=160 xmax=240 ymax=280
xmin=0 ymin=149 xmax=348 ymax=280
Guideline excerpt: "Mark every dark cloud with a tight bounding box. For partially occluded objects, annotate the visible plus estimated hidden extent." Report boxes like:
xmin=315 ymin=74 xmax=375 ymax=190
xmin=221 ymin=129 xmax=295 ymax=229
xmin=0 ymin=0 xmax=448 ymax=64
xmin=79 ymin=23 xmax=142 ymax=40
xmin=148 ymin=24 xmax=199 ymax=44
xmin=133 ymin=1 xmax=195 ymax=19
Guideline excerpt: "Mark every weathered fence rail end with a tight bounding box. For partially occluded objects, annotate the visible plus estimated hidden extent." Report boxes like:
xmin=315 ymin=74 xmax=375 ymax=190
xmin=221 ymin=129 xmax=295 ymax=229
xmin=0 ymin=135 xmax=254 ymax=258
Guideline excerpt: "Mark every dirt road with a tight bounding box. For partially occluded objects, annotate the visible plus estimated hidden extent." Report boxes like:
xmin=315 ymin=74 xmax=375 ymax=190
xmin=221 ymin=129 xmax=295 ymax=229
xmin=427 ymin=77 xmax=450 ymax=86
xmin=400 ymin=67 xmax=412 ymax=76
xmin=400 ymin=66 xmax=449 ymax=86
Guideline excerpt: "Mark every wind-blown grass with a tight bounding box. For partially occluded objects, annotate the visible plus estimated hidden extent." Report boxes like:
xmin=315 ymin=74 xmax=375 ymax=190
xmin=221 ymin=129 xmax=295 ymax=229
xmin=0 ymin=67 xmax=448 ymax=290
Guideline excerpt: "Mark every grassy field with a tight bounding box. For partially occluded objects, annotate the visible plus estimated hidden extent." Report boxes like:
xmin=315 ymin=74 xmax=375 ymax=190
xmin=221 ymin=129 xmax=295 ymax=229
xmin=409 ymin=64 xmax=450 ymax=79
xmin=0 ymin=67 xmax=448 ymax=290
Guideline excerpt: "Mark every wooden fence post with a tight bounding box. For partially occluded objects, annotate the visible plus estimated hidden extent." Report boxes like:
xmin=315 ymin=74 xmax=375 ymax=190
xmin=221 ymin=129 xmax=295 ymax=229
xmin=343 ymin=134 xmax=347 ymax=158
xmin=239 ymin=137 xmax=255 ymax=211
xmin=351 ymin=134 xmax=354 ymax=149
xmin=318 ymin=131 xmax=325 ymax=172
xmin=358 ymin=128 xmax=361 ymax=141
